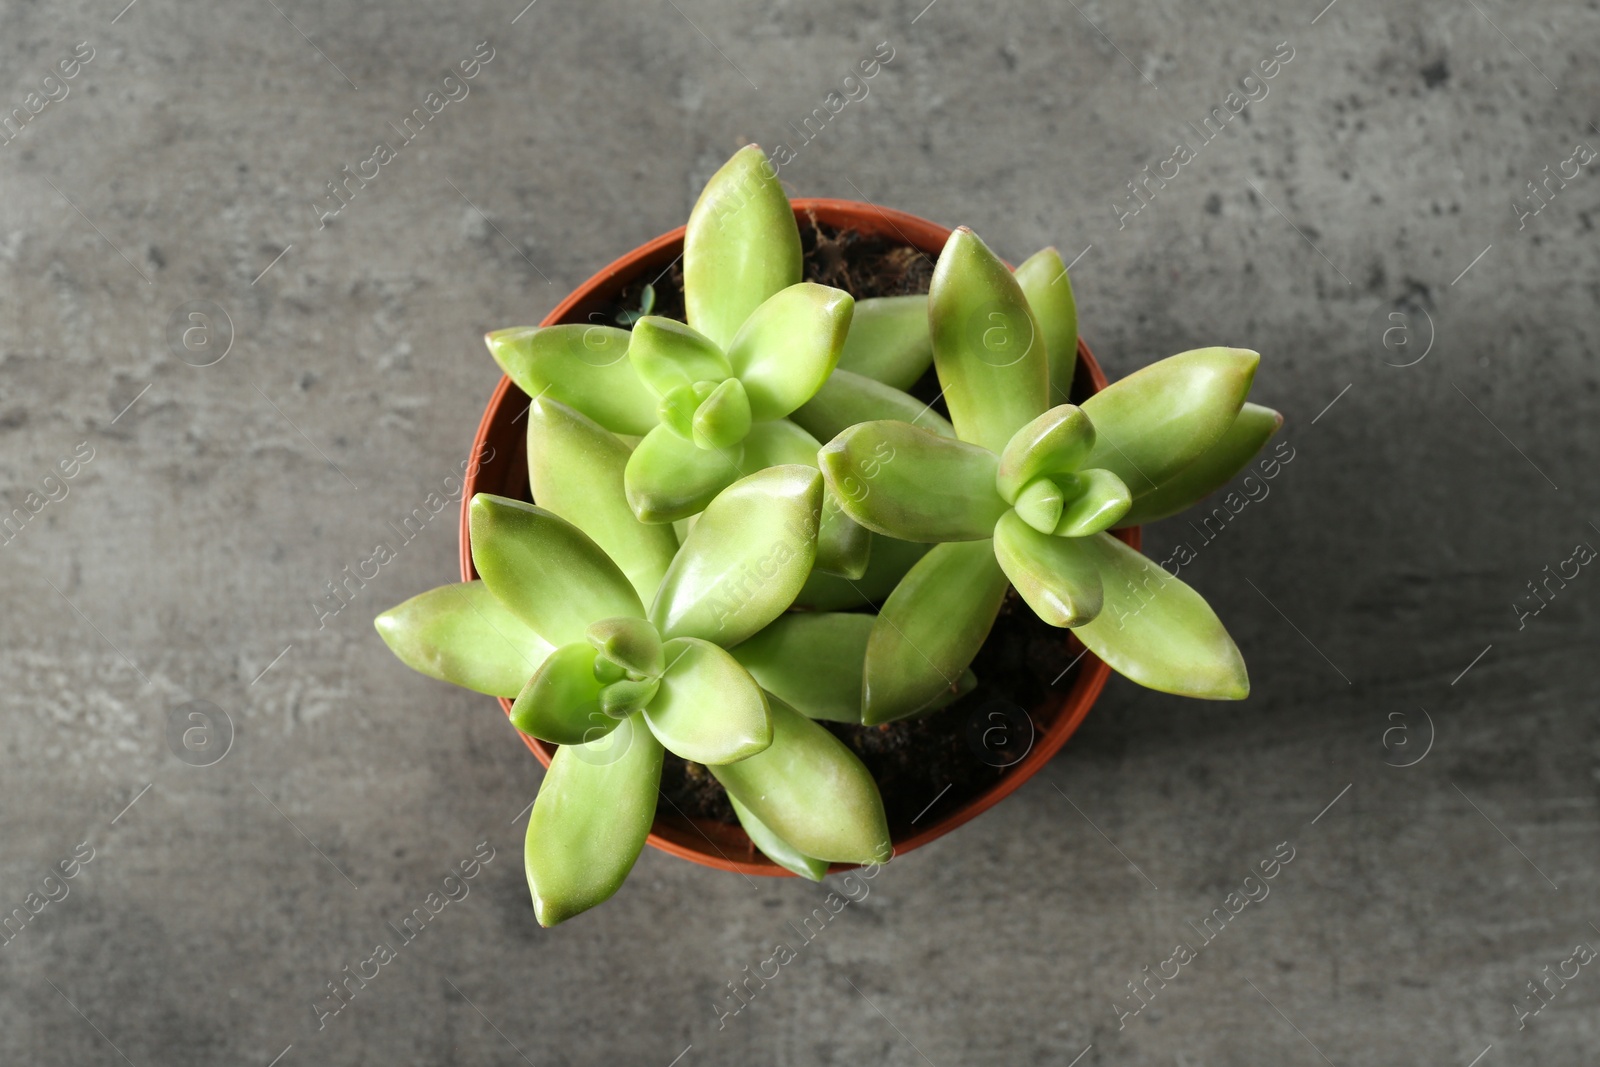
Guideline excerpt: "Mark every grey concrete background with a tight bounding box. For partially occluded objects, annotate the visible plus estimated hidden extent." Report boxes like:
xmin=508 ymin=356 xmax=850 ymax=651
xmin=1 ymin=0 xmax=1596 ymax=1063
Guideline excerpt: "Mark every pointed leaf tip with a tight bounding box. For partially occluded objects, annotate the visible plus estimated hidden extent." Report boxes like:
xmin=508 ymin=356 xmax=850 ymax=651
xmin=525 ymin=713 xmax=663 ymax=926
xmin=1014 ymin=247 xmax=1079 ymax=404
xmin=930 ymin=227 xmax=1049 ymax=452
xmin=1080 ymin=346 xmax=1261 ymax=494
xmin=725 ymin=282 xmax=854 ymax=420
xmin=374 ymin=580 xmax=553 ymax=698
xmin=1116 ymin=402 xmax=1284 ymax=527
xmin=1070 ymin=533 xmax=1249 ymax=700
xmin=684 ymin=146 xmax=802 ymax=350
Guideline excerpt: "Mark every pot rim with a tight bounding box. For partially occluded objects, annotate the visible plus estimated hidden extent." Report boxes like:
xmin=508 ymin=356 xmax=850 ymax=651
xmin=458 ymin=197 xmax=1141 ymax=876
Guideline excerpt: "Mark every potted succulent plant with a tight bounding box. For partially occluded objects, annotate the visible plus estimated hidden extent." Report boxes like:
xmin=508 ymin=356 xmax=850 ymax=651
xmin=375 ymin=145 xmax=1280 ymax=925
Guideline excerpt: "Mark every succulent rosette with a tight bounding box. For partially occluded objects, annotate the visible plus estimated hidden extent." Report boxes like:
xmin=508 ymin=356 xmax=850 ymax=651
xmin=379 ymin=463 xmax=889 ymax=924
xmin=485 ymin=146 xmax=882 ymax=579
xmin=820 ymin=226 xmax=1280 ymax=723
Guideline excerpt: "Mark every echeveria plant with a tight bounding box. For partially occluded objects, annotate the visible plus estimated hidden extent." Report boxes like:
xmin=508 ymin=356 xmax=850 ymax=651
xmin=376 ymin=144 xmax=1279 ymax=925
xmin=820 ymin=227 xmax=1274 ymax=722
xmin=483 ymin=146 xmax=874 ymax=578
xmin=380 ymin=464 xmax=890 ymax=924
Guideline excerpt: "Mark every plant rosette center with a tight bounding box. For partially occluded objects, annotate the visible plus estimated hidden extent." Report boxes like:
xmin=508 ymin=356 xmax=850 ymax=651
xmin=586 ymin=616 xmax=667 ymax=716
xmin=483 ymin=280 xmax=853 ymax=526
xmin=994 ymin=405 xmax=1131 ymax=538
xmin=657 ymin=377 xmax=752 ymax=451
xmin=511 ymin=613 xmax=768 ymax=764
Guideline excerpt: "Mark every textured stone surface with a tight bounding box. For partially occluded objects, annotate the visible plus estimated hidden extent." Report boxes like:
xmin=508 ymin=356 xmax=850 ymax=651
xmin=2 ymin=0 xmax=1596 ymax=1064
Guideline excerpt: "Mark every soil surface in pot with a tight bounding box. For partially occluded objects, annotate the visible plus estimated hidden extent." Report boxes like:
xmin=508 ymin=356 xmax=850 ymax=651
xmin=611 ymin=218 xmax=1092 ymax=838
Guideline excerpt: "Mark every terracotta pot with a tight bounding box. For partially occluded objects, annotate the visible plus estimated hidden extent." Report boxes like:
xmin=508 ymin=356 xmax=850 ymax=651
xmin=459 ymin=198 xmax=1141 ymax=876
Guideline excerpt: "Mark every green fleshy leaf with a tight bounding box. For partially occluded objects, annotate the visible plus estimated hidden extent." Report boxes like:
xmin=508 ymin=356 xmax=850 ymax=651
xmin=727 ymin=793 xmax=830 ymax=880
xmin=1014 ymin=248 xmax=1079 ymax=404
xmin=793 ymin=535 xmax=931 ymax=612
xmin=469 ymin=495 xmax=644 ymax=645
xmin=736 ymin=417 xmax=820 ymax=471
xmin=725 ymin=282 xmax=854 ymax=420
xmin=729 ymin=612 xmax=873 ymax=723
xmin=815 ymin=489 xmax=872 ymax=579
xmin=820 ymin=420 xmax=1007 ymax=543
xmin=485 ymin=326 xmax=656 ymax=436
xmin=790 ymin=368 xmax=955 ymax=445
xmin=585 ymin=616 xmax=664 ymax=679
xmin=1070 ymin=533 xmax=1249 ymax=699
xmin=734 ymin=418 xmax=871 ymax=577
xmin=599 ymin=677 xmax=660 ymax=718
xmin=375 ymin=580 xmax=553 ymax=698
xmin=863 ymin=539 xmax=1009 ymax=724
xmin=684 ymin=145 xmax=802 ymax=349
xmin=996 ymin=404 xmax=1095 ymax=503
xmin=1116 ymin=403 xmax=1283 ymax=527
xmin=526 ymin=397 xmax=677 ymax=603
xmin=1013 ymin=477 xmax=1065 ymax=534
xmin=929 ymin=228 xmax=1049 ymax=452
xmin=510 ymin=642 xmax=615 ymax=746
xmin=1080 ymin=347 xmax=1260 ymax=495
xmin=644 ymin=638 xmax=772 ymax=764
xmin=746 ymin=406 xmax=870 ymax=580
xmin=623 ymin=423 xmax=744 ymax=524
xmin=692 ymin=377 xmax=753 ymax=450
xmin=524 ymin=712 xmax=663 ymax=926
xmin=1054 ymin=468 xmax=1132 ymax=537
xmin=657 ymin=381 xmax=709 ymax=440
xmin=626 ymin=316 xmax=730 ymax=399
xmin=650 ymin=465 xmax=822 ymax=645
xmin=710 ymin=695 xmax=891 ymax=864
xmin=593 ymin=655 xmax=626 ymax=685
xmin=835 ymin=294 xmax=933 ymax=390
xmin=992 ymin=510 xmax=1103 ymax=627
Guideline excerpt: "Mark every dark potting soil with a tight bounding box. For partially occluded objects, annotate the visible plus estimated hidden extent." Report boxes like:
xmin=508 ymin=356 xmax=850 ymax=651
xmin=798 ymin=210 xmax=935 ymax=296
xmin=591 ymin=214 xmax=935 ymax=329
xmin=635 ymin=218 xmax=1096 ymax=840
